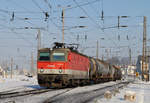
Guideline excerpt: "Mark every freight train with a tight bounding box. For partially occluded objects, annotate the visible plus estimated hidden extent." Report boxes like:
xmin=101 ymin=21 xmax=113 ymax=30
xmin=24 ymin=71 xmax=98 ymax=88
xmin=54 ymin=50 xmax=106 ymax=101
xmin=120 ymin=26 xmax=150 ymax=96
xmin=37 ymin=42 xmax=122 ymax=88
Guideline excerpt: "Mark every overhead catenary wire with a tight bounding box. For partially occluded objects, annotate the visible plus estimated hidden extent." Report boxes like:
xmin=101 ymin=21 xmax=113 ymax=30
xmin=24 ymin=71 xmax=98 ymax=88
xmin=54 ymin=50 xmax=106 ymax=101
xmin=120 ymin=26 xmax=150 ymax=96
xmin=6 ymin=0 xmax=51 ymax=29
xmin=73 ymin=0 xmax=119 ymax=47
xmin=0 ymin=0 xmax=144 ymax=59
xmin=65 ymin=0 xmax=101 ymax=11
xmin=0 ymin=1 xmax=46 ymax=29
xmin=1 ymin=0 xmax=56 ymax=44
xmin=6 ymin=0 xmax=34 ymax=13
xmin=0 ymin=19 xmax=35 ymax=47
xmin=35 ymin=0 xmax=89 ymax=43
xmin=31 ymin=0 xmax=75 ymax=42
xmin=73 ymin=0 xmax=103 ymax=30
xmin=44 ymin=0 xmax=52 ymax=13
xmin=32 ymin=0 xmax=45 ymax=13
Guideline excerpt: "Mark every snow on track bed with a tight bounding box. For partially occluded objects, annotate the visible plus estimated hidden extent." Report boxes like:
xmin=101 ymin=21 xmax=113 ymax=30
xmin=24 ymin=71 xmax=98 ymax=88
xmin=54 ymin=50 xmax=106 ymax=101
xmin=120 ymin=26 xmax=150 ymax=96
xmin=0 ymin=76 xmax=132 ymax=103
xmin=43 ymin=81 xmax=130 ymax=103
xmin=0 ymin=88 xmax=74 ymax=103
xmin=0 ymin=75 xmax=76 ymax=103
xmin=0 ymin=88 xmax=53 ymax=99
xmin=89 ymin=81 xmax=150 ymax=103
xmin=0 ymin=75 xmax=39 ymax=93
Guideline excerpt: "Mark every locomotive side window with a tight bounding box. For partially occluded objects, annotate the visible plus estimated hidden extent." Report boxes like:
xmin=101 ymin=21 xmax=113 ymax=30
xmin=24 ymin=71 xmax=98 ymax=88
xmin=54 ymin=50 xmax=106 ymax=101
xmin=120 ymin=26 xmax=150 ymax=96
xmin=39 ymin=52 xmax=50 ymax=61
xmin=52 ymin=53 xmax=65 ymax=61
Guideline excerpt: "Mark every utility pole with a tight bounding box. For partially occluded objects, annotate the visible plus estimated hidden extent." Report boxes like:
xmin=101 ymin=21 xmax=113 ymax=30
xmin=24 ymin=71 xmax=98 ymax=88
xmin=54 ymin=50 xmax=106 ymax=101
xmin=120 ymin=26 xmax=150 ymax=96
xmin=31 ymin=52 xmax=34 ymax=76
xmin=129 ymin=47 xmax=134 ymax=79
xmin=102 ymin=54 xmax=104 ymax=61
xmin=62 ymin=8 xmax=65 ymax=44
xmin=129 ymin=47 xmax=132 ymax=65
xmin=37 ymin=29 xmax=41 ymax=50
xmin=142 ymin=16 xmax=148 ymax=81
xmin=10 ymin=58 xmax=13 ymax=78
xmin=59 ymin=5 xmax=71 ymax=44
xmin=106 ymin=49 xmax=109 ymax=60
xmin=5 ymin=60 xmax=8 ymax=78
xmin=118 ymin=16 xmax=120 ymax=29
xmin=96 ymin=40 xmax=99 ymax=59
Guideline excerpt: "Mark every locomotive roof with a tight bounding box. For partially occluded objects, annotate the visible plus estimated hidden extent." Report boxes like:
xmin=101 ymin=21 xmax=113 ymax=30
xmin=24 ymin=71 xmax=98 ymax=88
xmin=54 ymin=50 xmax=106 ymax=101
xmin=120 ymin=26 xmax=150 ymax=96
xmin=39 ymin=47 xmax=87 ymax=56
xmin=53 ymin=47 xmax=89 ymax=57
xmin=38 ymin=48 xmax=50 ymax=51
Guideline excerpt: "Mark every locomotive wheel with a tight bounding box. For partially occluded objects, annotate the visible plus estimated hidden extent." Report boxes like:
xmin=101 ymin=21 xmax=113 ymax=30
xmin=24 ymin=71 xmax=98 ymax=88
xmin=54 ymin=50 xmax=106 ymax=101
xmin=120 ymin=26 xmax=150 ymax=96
xmin=79 ymin=80 xmax=84 ymax=86
xmin=70 ymin=80 xmax=80 ymax=87
xmin=70 ymin=80 xmax=76 ymax=87
xmin=51 ymin=82 xmax=62 ymax=88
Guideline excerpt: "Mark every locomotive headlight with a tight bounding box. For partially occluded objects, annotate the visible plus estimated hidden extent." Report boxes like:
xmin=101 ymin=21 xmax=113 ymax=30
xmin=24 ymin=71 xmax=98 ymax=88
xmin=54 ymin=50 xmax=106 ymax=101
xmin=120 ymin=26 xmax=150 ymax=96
xmin=59 ymin=66 xmax=63 ymax=73
xmin=40 ymin=69 xmax=44 ymax=73
xmin=59 ymin=69 xmax=62 ymax=73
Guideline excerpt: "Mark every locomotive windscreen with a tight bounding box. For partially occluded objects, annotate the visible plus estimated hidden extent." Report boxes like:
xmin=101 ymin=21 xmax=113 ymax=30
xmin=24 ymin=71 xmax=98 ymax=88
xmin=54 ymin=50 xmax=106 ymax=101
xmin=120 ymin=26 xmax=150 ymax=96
xmin=52 ymin=52 xmax=65 ymax=61
xmin=39 ymin=52 xmax=50 ymax=61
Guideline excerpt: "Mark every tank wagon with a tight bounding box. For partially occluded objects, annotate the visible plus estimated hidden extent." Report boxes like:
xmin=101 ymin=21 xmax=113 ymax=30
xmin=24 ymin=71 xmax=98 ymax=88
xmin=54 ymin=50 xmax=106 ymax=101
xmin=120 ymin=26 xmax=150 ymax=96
xmin=37 ymin=42 xmax=121 ymax=87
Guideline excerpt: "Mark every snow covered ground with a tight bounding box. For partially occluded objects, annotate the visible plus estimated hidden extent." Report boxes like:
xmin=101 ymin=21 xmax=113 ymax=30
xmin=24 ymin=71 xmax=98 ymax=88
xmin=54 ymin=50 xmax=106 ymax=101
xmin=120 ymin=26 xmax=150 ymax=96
xmin=0 ymin=75 xmax=123 ymax=103
xmin=1 ymin=75 xmax=150 ymax=103
xmin=91 ymin=81 xmax=150 ymax=103
xmin=0 ymin=75 xmax=42 ymax=93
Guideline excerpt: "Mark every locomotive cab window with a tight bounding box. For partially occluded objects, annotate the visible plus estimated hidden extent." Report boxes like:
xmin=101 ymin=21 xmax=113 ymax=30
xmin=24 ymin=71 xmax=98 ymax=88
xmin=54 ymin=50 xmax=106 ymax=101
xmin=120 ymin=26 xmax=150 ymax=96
xmin=39 ymin=52 xmax=50 ymax=61
xmin=52 ymin=52 xmax=65 ymax=61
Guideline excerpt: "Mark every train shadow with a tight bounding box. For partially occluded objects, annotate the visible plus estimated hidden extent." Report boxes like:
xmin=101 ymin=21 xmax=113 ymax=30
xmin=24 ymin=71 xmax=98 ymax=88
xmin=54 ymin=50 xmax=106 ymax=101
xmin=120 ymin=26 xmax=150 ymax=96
xmin=24 ymin=80 xmax=119 ymax=90
xmin=24 ymin=85 xmax=47 ymax=89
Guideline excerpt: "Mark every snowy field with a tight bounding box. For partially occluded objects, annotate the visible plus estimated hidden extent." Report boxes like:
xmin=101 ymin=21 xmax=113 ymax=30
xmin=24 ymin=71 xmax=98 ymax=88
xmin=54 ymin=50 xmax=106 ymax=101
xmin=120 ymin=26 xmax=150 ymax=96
xmin=0 ymin=75 xmax=41 ymax=93
xmin=91 ymin=81 xmax=150 ymax=103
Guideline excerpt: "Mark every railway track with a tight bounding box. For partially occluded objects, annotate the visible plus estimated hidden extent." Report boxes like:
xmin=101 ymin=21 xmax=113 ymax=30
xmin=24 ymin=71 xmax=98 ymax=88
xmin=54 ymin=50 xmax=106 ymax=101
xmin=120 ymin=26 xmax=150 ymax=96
xmin=0 ymin=87 xmax=75 ymax=103
xmin=43 ymin=81 xmax=131 ymax=103
xmin=0 ymin=88 xmax=53 ymax=99
xmin=0 ymin=87 xmax=23 ymax=94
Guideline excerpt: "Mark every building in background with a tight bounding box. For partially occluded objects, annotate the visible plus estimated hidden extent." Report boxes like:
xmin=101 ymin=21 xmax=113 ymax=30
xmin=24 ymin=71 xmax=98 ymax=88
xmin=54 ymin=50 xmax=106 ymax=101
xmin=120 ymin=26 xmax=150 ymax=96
xmin=136 ymin=55 xmax=142 ymax=75
xmin=127 ymin=65 xmax=136 ymax=76
xmin=0 ymin=66 xmax=3 ymax=76
xmin=136 ymin=55 xmax=150 ymax=80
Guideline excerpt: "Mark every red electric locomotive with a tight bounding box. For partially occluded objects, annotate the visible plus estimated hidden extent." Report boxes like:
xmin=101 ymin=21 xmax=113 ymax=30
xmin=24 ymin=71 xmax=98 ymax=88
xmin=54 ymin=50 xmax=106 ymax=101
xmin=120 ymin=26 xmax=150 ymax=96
xmin=37 ymin=42 xmax=122 ymax=88
xmin=37 ymin=42 xmax=90 ymax=87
